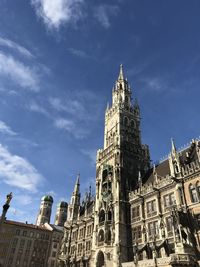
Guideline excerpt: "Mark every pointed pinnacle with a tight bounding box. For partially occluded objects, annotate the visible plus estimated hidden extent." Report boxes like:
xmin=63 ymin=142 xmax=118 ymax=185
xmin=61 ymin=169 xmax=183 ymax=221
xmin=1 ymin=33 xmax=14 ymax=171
xmin=171 ymin=138 xmax=177 ymax=153
xmin=76 ymin=173 xmax=80 ymax=185
xmin=118 ymin=64 xmax=124 ymax=80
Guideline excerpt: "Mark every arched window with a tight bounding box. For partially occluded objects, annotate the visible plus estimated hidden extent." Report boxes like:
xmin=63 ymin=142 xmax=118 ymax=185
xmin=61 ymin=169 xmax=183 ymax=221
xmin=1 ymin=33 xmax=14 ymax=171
xmin=108 ymin=210 xmax=112 ymax=221
xmin=124 ymin=117 xmax=129 ymax=126
xmin=130 ymin=120 xmax=135 ymax=128
xmin=98 ymin=229 xmax=104 ymax=242
xmin=125 ymin=95 xmax=128 ymax=103
xmin=189 ymin=184 xmax=198 ymax=203
xmin=99 ymin=210 xmax=105 ymax=223
xmin=178 ymin=187 xmax=184 ymax=205
xmin=102 ymin=169 xmax=107 ymax=181
xmin=174 ymin=164 xmax=179 ymax=173
xmin=107 ymin=230 xmax=111 ymax=241
xmin=96 ymin=251 xmax=104 ymax=267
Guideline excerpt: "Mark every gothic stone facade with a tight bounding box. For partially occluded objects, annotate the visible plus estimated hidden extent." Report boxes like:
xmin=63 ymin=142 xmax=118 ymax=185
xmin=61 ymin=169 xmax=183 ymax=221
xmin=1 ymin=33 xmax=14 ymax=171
xmin=58 ymin=66 xmax=200 ymax=267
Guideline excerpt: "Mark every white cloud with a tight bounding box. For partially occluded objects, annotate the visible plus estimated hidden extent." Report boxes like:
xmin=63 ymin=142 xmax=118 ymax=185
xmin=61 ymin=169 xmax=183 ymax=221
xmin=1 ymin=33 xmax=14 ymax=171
xmin=54 ymin=118 xmax=74 ymax=131
xmin=94 ymin=5 xmax=119 ymax=28
xmin=0 ymin=52 xmax=39 ymax=91
xmin=143 ymin=77 xmax=165 ymax=91
xmin=0 ymin=144 xmax=44 ymax=192
xmin=68 ymin=48 xmax=90 ymax=58
xmin=31 ymin=0 xmax=84 ymax=29
xmin=15 ymin=194 xmax=33 ymax=205
xmin=0 ymin=37 xmax=33 ymax=58
xmin=54 ymin=117 xmax=88 ymax=139
xmin=0 ymin=121 xmax=17 ymax=136
xmin=49 ymin=97 xmax=85 ymax=115
xmin=29 ymin=102 xmax=49 ymax=116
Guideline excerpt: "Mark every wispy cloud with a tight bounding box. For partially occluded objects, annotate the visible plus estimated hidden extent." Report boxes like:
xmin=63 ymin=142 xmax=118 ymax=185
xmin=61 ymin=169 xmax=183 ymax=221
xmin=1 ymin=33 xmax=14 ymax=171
xmin=54 ymin=118 xmax=74 ymax=131
xmin=49 ymin=97 xmax=85 ymax=116
xmin=141 ymin=77 xmax=166 ymax=92
xmin=0 ymin=120 xmax=17 ymax=136
xmin=81 ymin=149 xmax=96 ymax=165
xmin=127 ymin=62 xmax=148 ymax=77
xmin=29 ymin=102 xmax=49 ymax=116
xmin=54 ymin=117 xmax=88 ymax=139
xmin=0 ymin=52 xmax=39 ymax=91
xmin=15 ymin=194 xmax=33 ymax=205
xmin=31 ymin=0 xmax=84 ymax=29
xmin=0 ymin=37 xmax=33 ymax=58
xmin=94 ymin=5 xmax=119 ymax=29
xmin=0 ymin=144 xmax=44 ymax=192
xmin=68 ymin=48 xmax=90 ymax=59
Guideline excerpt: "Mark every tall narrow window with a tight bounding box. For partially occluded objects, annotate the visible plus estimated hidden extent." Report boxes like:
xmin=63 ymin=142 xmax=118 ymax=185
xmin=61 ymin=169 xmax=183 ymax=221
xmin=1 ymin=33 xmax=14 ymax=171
xmin=108 ymin=211 xmax=112 ymax=221
xmin=98 ymin=230 xmax=104 ymax=242
xmin=148 ymin=221 xmax=159 ymax=237
xmin=166 ymin=217 xmax=173 ymax=237
xmin=196 ymin=181 xmax=200 ymax=199
xmin=189 ymin=184 xmax=198 ymax=203
xmin=99 ymin=210 xmax=105 ymax=223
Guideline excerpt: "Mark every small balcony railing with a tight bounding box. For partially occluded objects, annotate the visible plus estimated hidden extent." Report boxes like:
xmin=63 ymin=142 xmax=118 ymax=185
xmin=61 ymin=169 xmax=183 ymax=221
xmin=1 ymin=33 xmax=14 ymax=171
xmin=98 ymin=241 xmax=104 ymax=247
xmin=147 ymin=211 xmax=157 ymax=218
xmin=131 ymin=216 xmax=141 ymax=223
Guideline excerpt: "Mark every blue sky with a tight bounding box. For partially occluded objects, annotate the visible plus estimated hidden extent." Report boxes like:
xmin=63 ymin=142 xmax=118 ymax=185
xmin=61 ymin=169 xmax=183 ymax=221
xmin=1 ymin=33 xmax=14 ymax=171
xmin=0 ymin=0 xmax=200 ymax=223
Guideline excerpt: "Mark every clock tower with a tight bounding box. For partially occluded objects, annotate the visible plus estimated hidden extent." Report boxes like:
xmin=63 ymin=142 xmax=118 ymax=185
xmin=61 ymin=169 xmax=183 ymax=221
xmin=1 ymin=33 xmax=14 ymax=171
xmin=91 ymin=65 xmax=150 ymax=267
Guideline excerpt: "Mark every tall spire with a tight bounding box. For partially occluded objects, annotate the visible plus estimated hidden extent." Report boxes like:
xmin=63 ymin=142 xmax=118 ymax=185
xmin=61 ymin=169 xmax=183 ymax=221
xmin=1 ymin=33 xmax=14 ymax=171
xmin=118 ymin=64 xmax=124 ymax=81
xmin=74 ymin=173 xmax=80 ymax=195
xmin=171 ymin=138 xmax=177 ymax=155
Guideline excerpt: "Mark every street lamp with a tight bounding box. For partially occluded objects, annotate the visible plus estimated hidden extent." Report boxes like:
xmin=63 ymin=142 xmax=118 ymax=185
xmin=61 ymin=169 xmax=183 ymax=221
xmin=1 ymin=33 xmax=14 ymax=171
xmin=0 ymin=192 xmax=13 ymax=232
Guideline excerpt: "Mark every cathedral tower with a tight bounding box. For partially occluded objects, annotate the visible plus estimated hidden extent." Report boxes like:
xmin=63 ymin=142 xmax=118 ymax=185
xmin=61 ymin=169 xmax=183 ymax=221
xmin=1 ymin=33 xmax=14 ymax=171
xmin=91 ymin=65 xmax=150 ymax=267
xmin=54 ymin=201 xmax=68 ymax=226
xmin=36 ymin=195 xmax=53 ymax=226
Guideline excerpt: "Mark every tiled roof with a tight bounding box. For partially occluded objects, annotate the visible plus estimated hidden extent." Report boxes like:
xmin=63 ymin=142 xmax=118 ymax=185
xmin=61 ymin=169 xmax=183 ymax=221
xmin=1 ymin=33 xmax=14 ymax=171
xmin=4 ymin=219 xmax=51 ymax=232
xmin=143 ymin=140 xmax=199 ymax=184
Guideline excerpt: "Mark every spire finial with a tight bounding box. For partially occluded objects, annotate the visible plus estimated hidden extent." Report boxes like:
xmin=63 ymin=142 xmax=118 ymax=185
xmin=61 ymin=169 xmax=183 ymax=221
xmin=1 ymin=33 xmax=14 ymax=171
xmin=73 ymin=173 xmax=80 ymax=195
xmin=118 ymin=64 xmax=124 ymax=80
xmin=106 ymin=102 xmax=109 ymax=111
xmin=171 ymin=138 xmax=177 ymax=154
xmin=76 ymin=173 xmax=80 ymax=185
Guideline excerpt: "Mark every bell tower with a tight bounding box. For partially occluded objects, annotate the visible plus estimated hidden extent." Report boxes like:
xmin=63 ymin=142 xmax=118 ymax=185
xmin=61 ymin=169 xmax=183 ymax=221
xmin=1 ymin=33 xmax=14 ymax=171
xmin=91 ymin=65 xmax=150 ymax=267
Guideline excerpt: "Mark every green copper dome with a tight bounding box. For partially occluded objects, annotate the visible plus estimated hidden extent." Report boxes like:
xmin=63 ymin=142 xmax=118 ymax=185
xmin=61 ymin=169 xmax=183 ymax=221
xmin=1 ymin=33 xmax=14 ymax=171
xmin=58 ymin=201 xmax=68 ymax=208
xmin=41 ymin=195 xmax=53 ymax=203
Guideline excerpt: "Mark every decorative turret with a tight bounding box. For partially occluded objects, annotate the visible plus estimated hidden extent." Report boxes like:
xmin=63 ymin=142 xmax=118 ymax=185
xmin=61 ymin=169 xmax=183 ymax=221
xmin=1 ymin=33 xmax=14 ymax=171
xmin=111 ymin=64 xmax=132 ymax=109
xmin=36 ymin=195 xmax=53 ymax=226
xmin=169 ymin=138 xmax=181 ymax=177
xmin=54 ymin=201 xmax=68 ymax=226
xmin=67 ymin=174 xmax=81 ymax=222
xmin=153 ymin=164 xmax=158 ymax=185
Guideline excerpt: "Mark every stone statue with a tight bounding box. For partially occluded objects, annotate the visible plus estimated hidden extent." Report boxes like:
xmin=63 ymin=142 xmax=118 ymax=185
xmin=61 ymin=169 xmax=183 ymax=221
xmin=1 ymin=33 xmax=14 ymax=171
xmin=6 ymin=192 xmax=13 ymax=204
